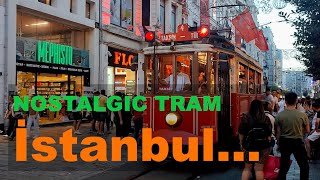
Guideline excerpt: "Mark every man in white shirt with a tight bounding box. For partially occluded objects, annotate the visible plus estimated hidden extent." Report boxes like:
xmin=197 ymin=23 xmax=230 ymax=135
xmin=161 ymin=62 xmax=191 ymax=92
xmin=278 ymin=98 xmax=286 ymax=113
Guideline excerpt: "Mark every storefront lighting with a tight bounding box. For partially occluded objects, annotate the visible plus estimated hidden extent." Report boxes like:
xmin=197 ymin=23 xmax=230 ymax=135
xmin=25 ymin=22 xmax=48 ymax=27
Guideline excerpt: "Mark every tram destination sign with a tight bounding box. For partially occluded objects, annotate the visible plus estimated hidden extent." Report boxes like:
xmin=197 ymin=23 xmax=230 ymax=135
xmin=159 ymin=24 xmax=201 ymax=42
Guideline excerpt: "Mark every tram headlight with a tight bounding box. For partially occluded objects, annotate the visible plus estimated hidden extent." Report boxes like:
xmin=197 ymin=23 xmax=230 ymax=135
xmin=165 ymin=112 xmax=182 ymax=128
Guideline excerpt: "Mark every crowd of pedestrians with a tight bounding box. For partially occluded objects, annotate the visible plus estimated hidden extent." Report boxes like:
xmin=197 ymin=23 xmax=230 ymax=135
xmin=239 ymin=88 xmax=320 ymax=180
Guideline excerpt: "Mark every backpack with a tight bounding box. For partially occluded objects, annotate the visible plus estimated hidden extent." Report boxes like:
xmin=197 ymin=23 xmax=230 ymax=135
xmin=243 ymin=114 xmax=271 ymax=151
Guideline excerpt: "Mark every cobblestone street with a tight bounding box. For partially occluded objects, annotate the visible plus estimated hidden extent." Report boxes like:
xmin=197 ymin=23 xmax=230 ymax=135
xmin=0 ymin=123 xmax=320 ymax=180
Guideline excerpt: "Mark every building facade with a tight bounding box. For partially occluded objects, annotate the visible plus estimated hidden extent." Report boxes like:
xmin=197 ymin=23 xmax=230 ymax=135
xmin=282 ymin=70 xmax=313 ymax=97
xmin=263 ymin=26 xmax=278 ymax=87
xmin=0 ymin=0 xmax=100 ymax=125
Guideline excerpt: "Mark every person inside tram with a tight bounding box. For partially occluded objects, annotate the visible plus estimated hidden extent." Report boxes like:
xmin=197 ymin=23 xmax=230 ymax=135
xmin=198 ymin=70 xmax=208 ymax=94
xmin=160 ymin=61 xmax=191 ymax=92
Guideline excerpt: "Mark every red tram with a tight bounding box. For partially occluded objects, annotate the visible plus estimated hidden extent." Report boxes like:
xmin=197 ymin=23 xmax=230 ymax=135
xmin=142 ymin=25 xmax=264 ymax=160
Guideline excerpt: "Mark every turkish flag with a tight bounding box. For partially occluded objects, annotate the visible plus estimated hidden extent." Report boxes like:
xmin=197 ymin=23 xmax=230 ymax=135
xmin=255 ymin=30 xmax=269 ymax=52
xmin=231 ymin=8 xmax=258 ymax=43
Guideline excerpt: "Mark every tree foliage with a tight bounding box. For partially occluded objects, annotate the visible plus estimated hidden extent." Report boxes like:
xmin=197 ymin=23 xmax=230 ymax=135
xmin=283 ymin=0 xmax=320 ymax=80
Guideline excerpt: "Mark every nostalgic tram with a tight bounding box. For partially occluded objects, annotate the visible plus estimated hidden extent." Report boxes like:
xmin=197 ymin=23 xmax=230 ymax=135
xmin=142 ymin=24 xmax=264 ymax=160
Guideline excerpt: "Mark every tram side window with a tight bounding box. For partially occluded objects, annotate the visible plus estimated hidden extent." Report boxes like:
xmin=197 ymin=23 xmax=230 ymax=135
xmin=198 ymin=52 xmax=208 ymax=94
xmin=256 ymin=72 xmax=262 ymax=94
xmin=239 ymin=64 xmax=248 ymax=93
xmin=145 ymin=56 xmax=153 ymax=93
xmin=249 ymin=69 xmax=255 ymax=94
xmin=159 ymin=55 xmax=192 ymax=93
xmin=209 ymin=53 xmax=216 ymax=94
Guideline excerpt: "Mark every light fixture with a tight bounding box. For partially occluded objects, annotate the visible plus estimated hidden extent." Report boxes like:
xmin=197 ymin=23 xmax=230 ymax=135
xmin=25 ymin=22 xmax=48 ymax=27
xmin=165 ymin=112 xmax=182 ymax=128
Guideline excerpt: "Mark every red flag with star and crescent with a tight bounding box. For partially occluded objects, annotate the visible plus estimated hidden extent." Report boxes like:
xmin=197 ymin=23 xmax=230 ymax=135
xmin=255 ymin=29 xmax=269 ymax=52
xmin=231 ymin=8 xmax=258 ymax=43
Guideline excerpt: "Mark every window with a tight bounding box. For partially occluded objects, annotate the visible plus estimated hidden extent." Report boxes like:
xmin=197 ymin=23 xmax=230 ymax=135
xmin=239 ymin=63 xmax=248 ymax=93
xmin=171 ymin=6 xmax=176 ymax=32
xmin=86 ymin=2 xmax=90 ymax=18
xmin=160 ymin=2 xmax=165 ymax=33
xmin=38 ymin=0 xmax=51 ymax=5
xmin=156 ymin=55 xmax=192 ymax=93
xmin=110 ymin=0 xmax=133 ymax=29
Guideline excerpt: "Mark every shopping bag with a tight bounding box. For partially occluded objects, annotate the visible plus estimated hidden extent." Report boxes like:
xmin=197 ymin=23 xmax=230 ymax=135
xmin=264 ymin=155 xmax=292 ymax=179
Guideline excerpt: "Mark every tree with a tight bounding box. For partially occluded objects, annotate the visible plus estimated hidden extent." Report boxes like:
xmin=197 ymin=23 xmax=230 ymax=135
xmin=282 ymin=0 xmax=320 ymax=80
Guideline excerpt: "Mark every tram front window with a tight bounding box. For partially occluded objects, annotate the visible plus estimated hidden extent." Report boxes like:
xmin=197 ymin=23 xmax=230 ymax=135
xmin=158 ymin=55 xmax=192 ymax=93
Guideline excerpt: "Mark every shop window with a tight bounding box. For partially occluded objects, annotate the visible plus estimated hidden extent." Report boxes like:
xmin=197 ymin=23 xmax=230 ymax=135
xmin=110 ymin=0 xmax=133 ymax=30
xmin=160 ymin=0 xmax=165 ymax=33
xmin=16 ymin=12 xmax=87 ymax=47
xmin=38 ymin=0 xmax=51 ymax=5
xmin=86 ymin=2 xmax=91 ymax=19
xmin=171 ymin=6 xmax=176 ymax=33
xmin=17 ymin=72 xmax=36 ymax=97
xmin=239 ymin=63 xmax=248 ymax=93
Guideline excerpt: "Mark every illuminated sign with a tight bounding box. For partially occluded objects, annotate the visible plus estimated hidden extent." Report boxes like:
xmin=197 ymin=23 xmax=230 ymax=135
xmin=108 ymin=47 xmax=137 ymax=69
xmin=37 ymin=41 xmax=73 ymax=66
xmin=159 ymin=24 xmax=202 ymax=42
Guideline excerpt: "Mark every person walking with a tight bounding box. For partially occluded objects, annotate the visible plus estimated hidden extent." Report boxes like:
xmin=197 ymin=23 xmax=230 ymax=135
xmin=132 ymin=95 xmax=144 ymax=143
xmin=89 ymin=92 xmax=99 ymax=133
xmin=305 ymin=100 xmax=320 ymax=159
xmin=114 ymin=92 xmax=125 ymax=137
xmin=239 ymin=100 xmax=272 ymax=180
xmin=275 ymin=92 xmax=310 ymax=180
xmin=3 ymin=96 xmax=14 ymax=137
xmin=72 ymin=92 xmax=82 ymax=135
xmin=263 ymin=100 xmax=276 ymax=153
xmin=26 ymin=95 xmax=40 ymax=139
xmin=7 ymin=97 xmax=24 ymax=141
xmin=96 ymin=90 xmax=107 ymax=136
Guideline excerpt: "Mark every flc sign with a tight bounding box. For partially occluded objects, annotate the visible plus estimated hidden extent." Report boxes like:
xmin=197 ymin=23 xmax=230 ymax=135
xmin=108 ymin=47 xmax=137 ymax=69
xmin=37 ymin=41 xmax=73 ymax=66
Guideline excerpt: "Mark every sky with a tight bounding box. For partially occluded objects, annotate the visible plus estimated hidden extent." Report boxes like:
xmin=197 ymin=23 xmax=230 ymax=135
xmin=256 ymin=2 xmax=305 ymax=70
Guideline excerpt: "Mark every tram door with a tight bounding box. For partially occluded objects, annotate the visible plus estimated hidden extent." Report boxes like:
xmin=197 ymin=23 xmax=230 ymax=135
xmin=217 ymin=57 xmax=232 ymax=146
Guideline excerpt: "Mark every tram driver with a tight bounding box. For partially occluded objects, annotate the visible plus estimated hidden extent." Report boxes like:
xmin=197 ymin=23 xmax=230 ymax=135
xmin=160 ymin=61 xmax=191 ymax=92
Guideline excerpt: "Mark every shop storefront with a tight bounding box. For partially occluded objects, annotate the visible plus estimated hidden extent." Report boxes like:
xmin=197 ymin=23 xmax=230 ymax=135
xmin=14 ymin=10 xmax=93 ymax=124
xmin=16 ymin=37 xmax=90 ymax=124
xmin=106 ymin=47 xmax=137 ymax=96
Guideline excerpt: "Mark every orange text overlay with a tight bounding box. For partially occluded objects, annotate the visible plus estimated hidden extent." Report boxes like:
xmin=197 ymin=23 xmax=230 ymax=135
xmin=16 ymin=120 xmax=259 ymax=162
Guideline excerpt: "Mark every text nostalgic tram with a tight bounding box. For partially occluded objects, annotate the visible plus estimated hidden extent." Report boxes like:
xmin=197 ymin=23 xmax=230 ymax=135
xmin=142 ymin=24 xmax=264 ymax=161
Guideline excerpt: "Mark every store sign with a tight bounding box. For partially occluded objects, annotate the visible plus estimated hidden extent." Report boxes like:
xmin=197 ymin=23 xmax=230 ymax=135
xmin=37 ymin=41 xmax=73 ymax=66
xmin=108 ymin=47 xmax=137 ymax=69
xmin=16 ymin=37 xmax=89 ymax=68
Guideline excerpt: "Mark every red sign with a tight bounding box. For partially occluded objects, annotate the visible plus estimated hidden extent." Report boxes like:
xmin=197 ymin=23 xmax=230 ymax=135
xmin=159 ymin=24 xmax=200 ymax=42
